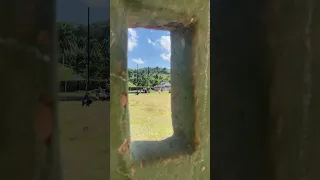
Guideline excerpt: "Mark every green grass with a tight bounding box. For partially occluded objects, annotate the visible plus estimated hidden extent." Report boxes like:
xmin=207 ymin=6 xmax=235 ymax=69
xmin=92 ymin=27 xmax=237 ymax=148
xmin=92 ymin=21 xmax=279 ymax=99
xmin=58 ymin=91 xmax=172 ymax=179
xmin=59 ymin=101 xmax=109 ymax=180
xmin=129 ymin=91 xmax=173 ymax=140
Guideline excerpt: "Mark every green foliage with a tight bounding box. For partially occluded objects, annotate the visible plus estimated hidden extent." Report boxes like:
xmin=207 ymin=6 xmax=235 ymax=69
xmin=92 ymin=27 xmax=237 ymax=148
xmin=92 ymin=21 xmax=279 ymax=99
xmin=128 ymin=67 xmax=171 ymax=87
xmin=128 ymin=81 xmax=136 ymax=87
xmin=56 ymin=21 xmax=110 ymax=81
xmin=57 ymin=21 xmax=170 ymax=89
xmin=58 ymin=64 xmax=84 ymax=81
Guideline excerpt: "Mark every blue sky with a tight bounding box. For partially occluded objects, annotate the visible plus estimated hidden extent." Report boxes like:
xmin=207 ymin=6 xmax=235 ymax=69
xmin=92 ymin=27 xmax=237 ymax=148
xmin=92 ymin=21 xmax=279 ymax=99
xmin=127 ymin=28 xmax=171 ymax=69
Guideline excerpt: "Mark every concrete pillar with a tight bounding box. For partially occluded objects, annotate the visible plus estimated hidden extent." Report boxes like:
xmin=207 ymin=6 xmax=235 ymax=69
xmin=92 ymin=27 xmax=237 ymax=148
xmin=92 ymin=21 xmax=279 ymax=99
xmin=110 ymin=0 xmax=210 ymax=179
xmin=110 ymin=0 xmax=131 ymax=179
xmin=212 ymin=0 xmax=320 ymax=179
xmin=0 ymin=1 xmax=61 ymax=180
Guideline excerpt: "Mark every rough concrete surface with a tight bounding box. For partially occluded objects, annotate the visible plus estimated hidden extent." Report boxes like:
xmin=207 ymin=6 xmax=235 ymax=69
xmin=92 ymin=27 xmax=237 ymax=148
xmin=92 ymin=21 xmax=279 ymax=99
xmin=212 ymin=0 xmax=320 ymax=180
xmin=0 ymin=0 xmax=61 ymax=180
xmin=110 ymin=0 xmax=210 ymax=180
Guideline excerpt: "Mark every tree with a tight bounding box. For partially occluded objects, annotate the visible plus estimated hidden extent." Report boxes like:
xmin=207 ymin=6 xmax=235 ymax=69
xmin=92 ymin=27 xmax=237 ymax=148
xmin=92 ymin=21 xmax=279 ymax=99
xmin=57 ymin=21 xmax=110 ymax=92
xmin=127 ymin=67 xmax=171 ymax=87
xmin=57 ymin=23 xmax=77 ymax=65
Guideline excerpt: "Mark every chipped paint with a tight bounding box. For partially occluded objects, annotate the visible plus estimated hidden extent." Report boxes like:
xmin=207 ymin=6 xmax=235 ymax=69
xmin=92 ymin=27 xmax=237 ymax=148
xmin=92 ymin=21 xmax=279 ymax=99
xmin=34 ymin=95 xmax=53 ymax=147
xmin=120 ymin=92 xmax=128 ymax=108
xmin=111 ymin=0 xmax=210 ymax=179
xmin=118 ymin=139 xmax=131 ymax=155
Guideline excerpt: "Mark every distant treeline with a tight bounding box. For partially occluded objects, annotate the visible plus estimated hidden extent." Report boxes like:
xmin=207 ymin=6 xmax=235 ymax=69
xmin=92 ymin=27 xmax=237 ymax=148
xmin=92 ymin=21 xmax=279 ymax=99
xmin=57 ymin=21 xmax=171 ymax=89
xmin=57 ymin=21 xmax=109 ymax=81
xmin=128 ymin=67 xmax=171 ymax=87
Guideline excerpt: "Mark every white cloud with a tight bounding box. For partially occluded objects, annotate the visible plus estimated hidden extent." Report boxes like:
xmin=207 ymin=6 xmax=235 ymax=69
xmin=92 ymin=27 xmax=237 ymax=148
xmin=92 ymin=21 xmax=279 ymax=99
xmin=160 ymin=52 xmax=171 ymax=61
xmin=128 ymin=28 xmax=138 ymax=51
xmin=147 ymin=35 xmax=171 ymax=61
xmin=158 ymin=36 xmax=171 ymax=52
xmin=158 ymin=36 xmax=171 ymax=61
xmin=147 ymin=38 xmax=157 ymax=46
xmin=132 ymin=58 xmax=145 ymax=64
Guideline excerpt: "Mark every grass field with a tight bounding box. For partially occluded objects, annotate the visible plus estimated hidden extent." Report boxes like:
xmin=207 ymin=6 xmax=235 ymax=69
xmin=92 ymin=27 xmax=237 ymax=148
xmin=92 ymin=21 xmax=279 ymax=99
xmin=58 ymin=91 xmax=172 ymax=179
xmin=129 ymin=91 xmax=173 ymax=140
xmin=59 ymin=101 xmax=109 ymax=180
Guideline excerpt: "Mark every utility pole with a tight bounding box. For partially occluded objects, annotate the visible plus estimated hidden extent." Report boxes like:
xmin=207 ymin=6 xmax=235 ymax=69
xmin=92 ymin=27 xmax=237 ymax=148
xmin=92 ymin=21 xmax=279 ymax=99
xmin=86 ymin=7 xmax=90 ymax=92
xmin=147 ymin=66 xmax=149 ymax=89
xmin=136 ymin=64 xmax=138 ymax=86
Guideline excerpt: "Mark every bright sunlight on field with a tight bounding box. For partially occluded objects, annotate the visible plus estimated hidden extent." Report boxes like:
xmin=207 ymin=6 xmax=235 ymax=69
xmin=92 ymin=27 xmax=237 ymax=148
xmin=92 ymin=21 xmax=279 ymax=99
xmin=129 ymin=91 xmax=173 ymax=141
xmin=58 ymin=91 xmax=172 ymax=180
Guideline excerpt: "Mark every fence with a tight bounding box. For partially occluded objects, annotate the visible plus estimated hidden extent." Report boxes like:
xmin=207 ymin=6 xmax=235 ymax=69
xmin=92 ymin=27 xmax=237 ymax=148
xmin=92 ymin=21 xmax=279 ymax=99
xmin=128 ymin=86 xmax=154 ymax=91
xmin=60 ymin=80 xmax=109 ymax=92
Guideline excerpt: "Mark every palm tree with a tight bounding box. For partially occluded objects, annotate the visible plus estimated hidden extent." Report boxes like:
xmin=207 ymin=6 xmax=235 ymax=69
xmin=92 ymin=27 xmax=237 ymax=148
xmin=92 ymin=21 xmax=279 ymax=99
xmin=58 ymin=23 xmax=76 ymax=92
xmin=58 ymin=23 xmax=76 ymax=66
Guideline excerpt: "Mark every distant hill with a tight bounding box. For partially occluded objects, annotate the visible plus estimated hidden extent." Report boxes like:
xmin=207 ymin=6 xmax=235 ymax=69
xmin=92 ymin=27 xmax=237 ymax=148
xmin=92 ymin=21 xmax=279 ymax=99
xmin=128 ymin=67 xmax=171 ymax=87
xmin=56 ymin=0 xmax=109 ymax=24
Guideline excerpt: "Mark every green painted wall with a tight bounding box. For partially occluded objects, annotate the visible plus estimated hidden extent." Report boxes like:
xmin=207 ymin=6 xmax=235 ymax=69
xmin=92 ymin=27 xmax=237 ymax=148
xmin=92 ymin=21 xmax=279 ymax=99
xmin=110 ymin=0 xmax=210 ymax=179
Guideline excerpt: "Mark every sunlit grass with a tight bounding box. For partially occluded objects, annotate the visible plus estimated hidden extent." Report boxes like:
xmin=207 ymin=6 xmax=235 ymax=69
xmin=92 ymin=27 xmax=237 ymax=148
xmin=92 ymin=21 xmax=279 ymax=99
xmin=58 ymin=91 xmax=172 ymax=179
xmin=129 ymin=91 xmax=173 ymax=140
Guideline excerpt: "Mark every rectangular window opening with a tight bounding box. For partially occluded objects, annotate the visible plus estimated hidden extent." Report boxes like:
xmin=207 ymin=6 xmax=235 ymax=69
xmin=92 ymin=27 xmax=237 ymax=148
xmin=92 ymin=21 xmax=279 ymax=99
xmin=127 ymin=28 xmax=174 ymax=141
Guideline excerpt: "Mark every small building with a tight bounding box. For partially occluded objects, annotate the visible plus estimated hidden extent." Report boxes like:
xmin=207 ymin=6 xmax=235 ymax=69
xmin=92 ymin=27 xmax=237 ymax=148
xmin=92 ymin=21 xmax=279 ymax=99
xmin=154 ymin=82 xmax=171 ymax=91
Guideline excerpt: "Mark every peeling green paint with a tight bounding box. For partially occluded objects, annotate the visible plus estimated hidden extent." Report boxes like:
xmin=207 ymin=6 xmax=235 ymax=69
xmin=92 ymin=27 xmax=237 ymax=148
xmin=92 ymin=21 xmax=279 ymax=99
xmin=110 ymin=0 xmax=210 ymax=179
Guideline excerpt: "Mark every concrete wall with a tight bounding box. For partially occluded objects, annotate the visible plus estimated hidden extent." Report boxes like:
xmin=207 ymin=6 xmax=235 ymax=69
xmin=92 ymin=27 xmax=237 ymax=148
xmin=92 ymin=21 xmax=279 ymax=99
xmin=212 ymin=0 xmax=320 ymax=179
xmin=212 ymin=0 xmax=271 ymax=179
xmin=0 ymin=0 xmax=61 ymax=180
xmin=266 ymin=0 xmax=320 ymax=179
xmin=110 ymin=0 xmax=210 ymax=180
xmin=6 ymin=0 xmax=320 ymax=179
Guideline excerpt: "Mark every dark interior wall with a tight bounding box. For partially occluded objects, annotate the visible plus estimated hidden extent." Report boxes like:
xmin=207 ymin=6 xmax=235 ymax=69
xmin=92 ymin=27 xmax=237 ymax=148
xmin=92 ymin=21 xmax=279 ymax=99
xmin=213 ymin=0 xmax=320 ymax=179
xmin=212 ymin=0 xmax=272 ymax=179
xmin=266 ymin=0 xmax=320 ymax=179
xmin=0 ymin=0 xmax=60 ymax=180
